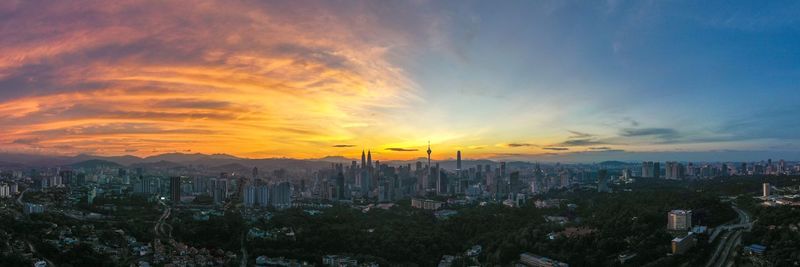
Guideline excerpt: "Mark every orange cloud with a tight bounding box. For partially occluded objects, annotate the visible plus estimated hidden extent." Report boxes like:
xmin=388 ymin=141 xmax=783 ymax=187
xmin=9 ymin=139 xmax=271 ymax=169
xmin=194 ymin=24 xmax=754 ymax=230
xmin=0 ymin=0 xmax=425 ymax=158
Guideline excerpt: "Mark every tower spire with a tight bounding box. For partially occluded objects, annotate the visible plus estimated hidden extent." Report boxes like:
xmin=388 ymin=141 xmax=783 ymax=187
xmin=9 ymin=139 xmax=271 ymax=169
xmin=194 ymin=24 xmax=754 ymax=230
xmin=426 ymin=141 xmax=432 ymax=191
xmin=426 ymin=141 xmax=432 ymax=169
xmin=361 ymin=149 xmax=366 ymax=169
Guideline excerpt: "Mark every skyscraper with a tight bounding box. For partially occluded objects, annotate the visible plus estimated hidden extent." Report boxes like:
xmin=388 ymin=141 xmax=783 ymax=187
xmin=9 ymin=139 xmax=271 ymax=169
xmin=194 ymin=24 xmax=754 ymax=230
xmin=337 ymin=172 xmax=347 ymax=199
xmin=170 ymin=176 xmax=181 ymax=204
xmin=500 ymin=162 xmax=507 ymax=179
xmin=437 ymin=170 xmax=448 ymax=195
xmin=763 ymin=182 xmax=770 ymax=198
xmin=361 ymin=150 xmax=366 ymax=168
xmin=456 ymin=150 xmax=462 ymax=171
xmin=367 ymin=150 xmax=372 ymax=169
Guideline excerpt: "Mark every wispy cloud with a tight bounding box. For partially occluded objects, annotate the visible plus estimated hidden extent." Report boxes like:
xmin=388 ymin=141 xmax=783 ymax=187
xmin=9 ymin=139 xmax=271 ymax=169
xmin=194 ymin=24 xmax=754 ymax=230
xmin=507 ymin=143 xmax=535 ymax=147
xmin=385 ymin=147 xmax=418 ymax=152
xmin=543 ymin=147 xmax=569 ymax=151
xmin=332 ymin=144 xmax=356 ymax=148
xmin=567 ymin=130 xmax=593 ymax=139
xmin=556 ymin=139 xmax=606 ymax=147
xmin=620 ymin=128 xmax=679 ymax=139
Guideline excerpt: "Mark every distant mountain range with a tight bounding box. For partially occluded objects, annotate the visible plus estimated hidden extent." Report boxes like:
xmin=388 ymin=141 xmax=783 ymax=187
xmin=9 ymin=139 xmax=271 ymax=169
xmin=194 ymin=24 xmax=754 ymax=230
xmin=7 ymin=150 xmax=788 ymax=173
xmin=0 ymin=152 xmax=349 ymax=173
xmin=0 ymin=152 xmax=534 ymax=173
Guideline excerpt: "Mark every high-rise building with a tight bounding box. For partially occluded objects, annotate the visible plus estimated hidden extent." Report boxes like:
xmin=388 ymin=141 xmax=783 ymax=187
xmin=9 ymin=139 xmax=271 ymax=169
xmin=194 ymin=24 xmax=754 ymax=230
xmin=170 ymin=176 xmax=181 ymax=204
xmin=0 ymin=184 xmax=10 ymax=198
xmin=671 ymin=233 xmax=696 ymax=255
xmin=597 ymin=169 xmax=610 ymax=193
xmin=500 ymin=162 xmax=507 ymax=179
xmin=763 ymin=182 xmax=770 ymax=198
xmin=244 ymin=185 xmax=257 ymax=207
xmin=367 ymin=150 xmax=372 ymax=169
xmin=9 ymin=183 xmax=17 ymax=194
xmin=270 ymin=181 xmax=292 ymax=209
xmin=87 ymin=186 xmax=97 ymax=205
xmin=211 ymin=178 xmax=228 ymax=204
xmin=642 ymin=161 xmax=661 ymax=178
xmin=356 ymin=171 xmax=366 ymax=195
xmin=621 ymin=168 xmax=632 ymax=180
xmin=337 ymin=172 xmax=346 ymax=199
xmin=667 ymin=210 xmax=692 ymax=231
xmin=456 ymin=150 xmax=462 ymax=171
xmin=361 ymin=150 xmax=366 ymax=168
xmin=437 ymin=170 xmax=448 ymax=195
xmin=665 ymin=162 xmax=685 ymax=180
xmin=257 ymin=185 xmax=270 ymax=207
xmin=530 ymin=179 xmax=541 ymax=195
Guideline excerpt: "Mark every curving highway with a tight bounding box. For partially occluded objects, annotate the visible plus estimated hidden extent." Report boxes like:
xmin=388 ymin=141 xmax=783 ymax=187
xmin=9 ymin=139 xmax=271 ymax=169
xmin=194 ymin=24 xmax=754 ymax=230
xmin=705 ymin=205 xmax=751 ymax=267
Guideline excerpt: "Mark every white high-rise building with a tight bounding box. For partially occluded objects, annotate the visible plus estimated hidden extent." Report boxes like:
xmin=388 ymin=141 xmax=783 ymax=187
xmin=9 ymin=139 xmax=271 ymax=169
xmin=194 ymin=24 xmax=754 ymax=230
xmin=0 ymin=184 xmax=10 ymax=198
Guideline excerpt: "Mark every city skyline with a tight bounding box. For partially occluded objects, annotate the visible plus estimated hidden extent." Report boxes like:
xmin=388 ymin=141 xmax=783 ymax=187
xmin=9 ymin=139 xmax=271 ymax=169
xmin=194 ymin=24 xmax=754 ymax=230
xmin=1 ymin=1 xmax=800 ymax=161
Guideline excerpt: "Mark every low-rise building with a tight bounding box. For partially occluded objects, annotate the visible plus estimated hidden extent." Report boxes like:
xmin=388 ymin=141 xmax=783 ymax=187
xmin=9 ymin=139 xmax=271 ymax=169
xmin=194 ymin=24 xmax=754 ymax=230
xmin=24 ymin=203 xmax=46 ymax=214
xmin=322 ymin=255 xmax=357 ymax=267
xmin=518 ymin=252 xmax=569 ymax=267
xmin=743 ymin=244 xmax=767 ymax=256
xmin=411 ymin=198 xmax=444 ymax=210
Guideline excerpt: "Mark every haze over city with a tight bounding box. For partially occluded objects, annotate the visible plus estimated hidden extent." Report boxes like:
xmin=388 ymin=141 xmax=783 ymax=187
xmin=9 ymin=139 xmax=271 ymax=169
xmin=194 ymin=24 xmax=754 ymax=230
xmin=1 ymin=1 xmax=799 ymax=161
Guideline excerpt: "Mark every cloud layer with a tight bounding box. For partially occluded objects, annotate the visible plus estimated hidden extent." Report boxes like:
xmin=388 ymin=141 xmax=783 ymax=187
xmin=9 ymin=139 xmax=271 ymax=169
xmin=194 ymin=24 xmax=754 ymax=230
xmin=0 ymin=0 xmax=418 ymax=157
xmin=1 ymin=1 xmax=799 ymax=161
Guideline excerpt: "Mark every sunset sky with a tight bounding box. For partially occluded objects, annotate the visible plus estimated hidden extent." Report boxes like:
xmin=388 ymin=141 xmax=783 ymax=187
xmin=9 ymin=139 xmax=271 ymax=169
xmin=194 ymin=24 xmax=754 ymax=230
xmin=1 ymin=1 xmax=799 ymax=161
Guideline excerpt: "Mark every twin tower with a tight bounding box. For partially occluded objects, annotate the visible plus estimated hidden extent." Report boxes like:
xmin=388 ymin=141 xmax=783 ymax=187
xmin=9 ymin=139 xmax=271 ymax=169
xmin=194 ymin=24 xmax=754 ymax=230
xmin=359 ymin=142 xmax=462 ymax=171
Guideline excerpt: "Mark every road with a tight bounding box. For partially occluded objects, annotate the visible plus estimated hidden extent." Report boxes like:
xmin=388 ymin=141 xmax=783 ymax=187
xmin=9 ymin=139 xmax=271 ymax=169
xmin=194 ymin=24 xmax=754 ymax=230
xmin=705 ymin=205 xmax=750 ymax=267
xmin=16 ymin=188 xmax=28 ymax=206
xmin=27 ymin=241 xmax=56 ymax=267
xmin=153 ymin=198 xmax=172 ymax=238
xmin=240 ymin=232 xmax=248 ymax=267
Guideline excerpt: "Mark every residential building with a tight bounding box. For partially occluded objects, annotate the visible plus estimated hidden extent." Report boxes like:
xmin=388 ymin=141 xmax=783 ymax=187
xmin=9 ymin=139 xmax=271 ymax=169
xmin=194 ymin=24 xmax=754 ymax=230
xmin=668 ymin=210 xmax=692 ymax=231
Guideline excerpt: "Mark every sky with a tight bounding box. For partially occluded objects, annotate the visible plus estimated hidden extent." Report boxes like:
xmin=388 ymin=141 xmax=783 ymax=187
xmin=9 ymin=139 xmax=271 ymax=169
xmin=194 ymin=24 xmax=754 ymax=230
xmin=0 ymin=0 xmax=799 ymax=162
